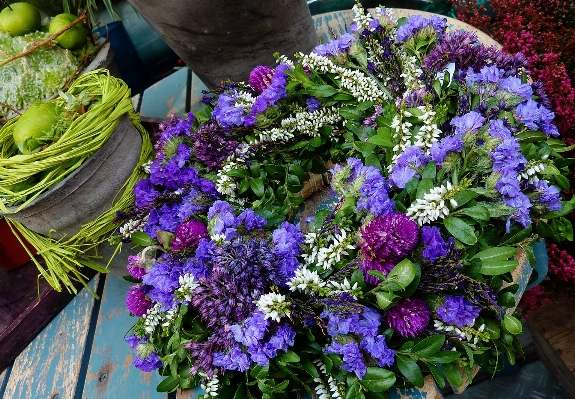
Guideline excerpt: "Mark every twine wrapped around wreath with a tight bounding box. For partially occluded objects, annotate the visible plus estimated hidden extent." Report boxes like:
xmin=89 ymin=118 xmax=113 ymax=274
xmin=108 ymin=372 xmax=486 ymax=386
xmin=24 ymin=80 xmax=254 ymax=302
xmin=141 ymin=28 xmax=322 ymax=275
xmin=0 ymin=70 xmax=153 ymax=293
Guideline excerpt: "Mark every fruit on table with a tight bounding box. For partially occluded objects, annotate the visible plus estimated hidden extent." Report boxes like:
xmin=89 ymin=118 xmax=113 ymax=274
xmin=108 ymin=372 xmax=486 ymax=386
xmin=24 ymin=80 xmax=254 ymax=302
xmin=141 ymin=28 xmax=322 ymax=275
xmin=49 ymin=13 xmax=87 ymax=50
xmin=13 ymin=102 xmax=59 ymax=154
xmin=0 ymin=2 xmax=41 ymax=37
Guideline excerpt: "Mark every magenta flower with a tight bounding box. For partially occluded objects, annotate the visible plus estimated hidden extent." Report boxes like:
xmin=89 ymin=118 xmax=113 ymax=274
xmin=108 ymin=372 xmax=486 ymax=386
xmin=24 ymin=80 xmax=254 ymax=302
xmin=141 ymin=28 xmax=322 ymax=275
xmin=127 ymin=255 xmax=147 ymax=280
xmin=359 ymin=211 xmax=420 ymax=265
xmin=172 ymin=220 xmax=208 ymax=251
xmin=126 ymin=285 xmax=152 ymax=317
xmin=249 ymin=65 xmax=274 ymax=93
xmin=386 ymin=297 xmax=431 ymax=338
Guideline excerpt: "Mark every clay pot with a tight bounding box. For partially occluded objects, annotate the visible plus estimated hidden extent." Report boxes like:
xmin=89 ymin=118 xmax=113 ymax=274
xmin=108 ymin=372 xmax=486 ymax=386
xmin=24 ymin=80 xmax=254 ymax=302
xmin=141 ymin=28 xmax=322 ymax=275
xmin=125 ymin=0 xmax=318 ymax=88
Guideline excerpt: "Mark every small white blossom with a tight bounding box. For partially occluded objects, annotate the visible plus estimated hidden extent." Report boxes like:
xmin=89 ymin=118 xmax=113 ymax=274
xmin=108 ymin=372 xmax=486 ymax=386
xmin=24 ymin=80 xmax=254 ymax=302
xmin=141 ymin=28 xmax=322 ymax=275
xmin=287 ymin=267 xmax=326 ymax=294
xmin=328 ymin=278 xmax=361 ymax=299
xmin=256 ymin=293 xmax=291 ymax=322
xmin=303 ymin=229 xmax=356 ymax=271
xmin=406 ymin=183 xmax=458 ymax=225
xmin=119 ymin=214 xmax=149 ymax=239
xmin=175 ymin=273 xmax=200 ymax=303
xmin=413 ymin=104 xmax=442 ymax=152
xmin=143 ymin=303 xmax=162 ymax=334
xmin=199 ymin=372 xmax=219 ymax=397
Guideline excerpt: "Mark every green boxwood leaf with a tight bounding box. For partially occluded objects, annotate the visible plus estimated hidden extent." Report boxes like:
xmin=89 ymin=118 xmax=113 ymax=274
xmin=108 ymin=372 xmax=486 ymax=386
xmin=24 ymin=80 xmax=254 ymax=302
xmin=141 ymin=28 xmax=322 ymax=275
xmin=425 ymin=350 xmax=461 ymax=364
xmin=444 ymin=216 xmax=477 ymax=245
xmin=375 ymin=291 xmax=399 ymax=310
xmin=396 ymin=355 xmax=424 ymax=388
xmin=497 ymin=291 xmax=517 ymax=308
xmin=360 ymin=367 xmax=396 ymax=392
xmin=303 ymin=84 xmax=338 ymax=98
xmin=278 ymin=350 xmax=300 ymax=363
xmin=156 ymin=375 xmax=179 ymax=392
xmin=453 ymin=190 xmax=478 ymax=208
xmin=340 ymin=106 xmax=362 ymax=120
xmin=226 ymin=168 xmax=250 ymax=178
xmin=458 ymin=205 xmax=490 ymax=221
xmin=300 ymin=359 xmax=319 ymax=378
xmin=385 ymin=258 xmax=417 ymax=290
xmin=426 ymin=362 xmax=445 ymax=389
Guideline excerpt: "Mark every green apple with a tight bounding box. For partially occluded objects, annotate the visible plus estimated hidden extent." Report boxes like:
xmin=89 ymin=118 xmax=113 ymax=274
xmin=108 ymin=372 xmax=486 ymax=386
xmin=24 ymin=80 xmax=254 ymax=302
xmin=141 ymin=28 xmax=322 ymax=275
xmin=13 ymin=102 xmax=59 ymax=154
xmin=49 ymin=13 xmax=87 ymax=50
xmin=0 ymin=2 xmax=41 ymax=37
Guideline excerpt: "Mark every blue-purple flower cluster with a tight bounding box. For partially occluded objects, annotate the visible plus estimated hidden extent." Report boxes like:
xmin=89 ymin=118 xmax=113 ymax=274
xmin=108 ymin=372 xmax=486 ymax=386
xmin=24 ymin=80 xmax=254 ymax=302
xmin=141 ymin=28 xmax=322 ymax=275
xmin=396 ymin=14 xmax=447 ymax=42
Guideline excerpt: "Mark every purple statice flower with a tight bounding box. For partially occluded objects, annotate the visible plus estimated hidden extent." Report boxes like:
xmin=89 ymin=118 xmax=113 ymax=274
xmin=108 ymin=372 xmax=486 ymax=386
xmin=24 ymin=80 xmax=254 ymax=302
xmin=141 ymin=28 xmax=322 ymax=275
xmin=313 ymin=33 xmax=355 ymax=56
xmin=126 ymin=285 xmax=151 ymax=317
xmin=466 ymin=65 xmax=504 ymax=85
xmin=268 ymin=324 xmax=296 ymax=352
xmin=538 ymin=106 xmax=560 ymax=137
xmin=237 ymin=209 xmax=267 ymax=231
xmin=306 ymin=96 xmax=321 ymax=112
xmin=359 ymin=211 xmax=420 ymax=267
xmin=157 ymin=113 xmax=193 ymax=145
xmin=402 ymin=88 xmax=428 ymax=108
xmin=230 ymin=311 xmax=269 ymax=347
xmin=133 ymin=352 xmax=163 ymax=372
xmin=429 ymin=134 xmax=463 ymax=167
xmin=212 ymin=345 xmax=251 ymax=372
xmin=321 ymin=309 xmax=360 ymax=336
xmin=515 ymin=99 xmax=541 ymax=130
xmin=357 ymin=164 xmax=395 ymax=217
xmin=142 ymin=255 xmax=185 ymax=310
xmin=249 ymin=65 xmax=274 ymax=93
xmin=422 ymin=30 xmax=480 ymax=74
xmin=437 ymin=295 xmax=481 ymax=328
xmin=499 ymin=76 xmax=533 ymax=100
xmin=190 ymin=121 xmax=240 ymax=170
xmin=212 ymin=93 xmax=246 ymax=128
xmin=134 ymin=179 xmax=159 ymax=208
xmin=450 ymin=111 xmax=485 ymax=136
xmin=362 ymin=105 xmax=384 ymax=129
xmin=535 ymin=180 xmax=562 ymax=211
xmin=125 ymin=335 xmax=145 ymax=349
xmin=531 ymin=80 xmax=552 ymax=109
xmin=385 ymin=297 xmax=431 ymax=338
xmin=351 ymin=306 xmax=381 ymax=337
xmin=194 ymin=238 xmax=215 ymax=264
xmin=208 ymin=200 xmax=239 ymax=239
xmin=127 ymin=255 xmax=147 ymax=280
xmin=389 ymin=146 xmax=431 ymax=188
xmin=360 ymin=335 xmax=395 ymax=367
xmin=250 ymin=63 xmax=291 ymax=115
xmin=272 ymin=222 xmax=304 ymax=283
xmin=172 ymin=220 xmax=208 ymax=251
xmin=396 ymin=14 xmax=446 ymax=42
xmin=422 ymin=226 xmax=449 ymax=262
xmin=487 ymin=119 xmax=512 ymax=140
xmin=324 ymin=341 xmax=367 ymax=379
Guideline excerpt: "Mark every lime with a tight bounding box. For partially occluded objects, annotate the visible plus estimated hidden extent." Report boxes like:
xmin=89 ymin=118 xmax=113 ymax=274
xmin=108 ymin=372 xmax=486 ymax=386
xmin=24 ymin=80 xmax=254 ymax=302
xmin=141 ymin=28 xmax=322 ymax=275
xmin=0 ymin=2 xmax=41 ymax=37
xmin=49 ymin=13 xmax=87 ymax=50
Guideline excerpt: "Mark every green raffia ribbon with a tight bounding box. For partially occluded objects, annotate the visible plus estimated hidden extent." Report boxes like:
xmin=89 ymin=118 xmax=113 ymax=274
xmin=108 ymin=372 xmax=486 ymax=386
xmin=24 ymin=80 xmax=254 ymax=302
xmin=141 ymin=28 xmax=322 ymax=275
xmin=0 ymin=69 xmax=153 ymax=293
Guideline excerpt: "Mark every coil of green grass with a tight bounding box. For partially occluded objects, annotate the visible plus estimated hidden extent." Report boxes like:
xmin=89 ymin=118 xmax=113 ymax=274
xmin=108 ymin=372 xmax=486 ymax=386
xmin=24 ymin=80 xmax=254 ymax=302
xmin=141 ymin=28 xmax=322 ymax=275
xmin=0 ymin=69 xmax=153 ymax=293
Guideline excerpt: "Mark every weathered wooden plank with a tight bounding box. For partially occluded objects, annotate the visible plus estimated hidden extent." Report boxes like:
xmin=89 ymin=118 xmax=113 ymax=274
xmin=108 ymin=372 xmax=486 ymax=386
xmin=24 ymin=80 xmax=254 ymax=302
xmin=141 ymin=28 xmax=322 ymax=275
xmin=526 ymin=295 xmax=575 ymax=399
xmin=2 ymin=275 xmax=99 ymax=399
xmin=82 ymin=274 xmax=168 ymax=399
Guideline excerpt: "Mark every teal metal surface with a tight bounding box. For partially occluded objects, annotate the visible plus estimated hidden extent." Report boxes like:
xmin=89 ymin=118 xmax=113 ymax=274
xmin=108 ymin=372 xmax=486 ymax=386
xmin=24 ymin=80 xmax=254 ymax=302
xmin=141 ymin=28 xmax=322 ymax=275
xmin=139 ymin=67 xmax=190 ymax=121
xmin=527 ymin=239 xmax=549 ymax=290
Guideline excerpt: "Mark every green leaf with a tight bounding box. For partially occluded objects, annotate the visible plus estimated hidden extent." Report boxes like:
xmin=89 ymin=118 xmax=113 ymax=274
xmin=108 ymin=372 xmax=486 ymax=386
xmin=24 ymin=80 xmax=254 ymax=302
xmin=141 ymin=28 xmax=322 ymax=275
xmin=130 ymin=231 xmax=155 ymax=247
xmin=233 ymin=381 xmax=248 ymax=399
xmin=250 ymin=365 xmax=269 ymax=379
xmin=156 ymin=376 xmax=179 ymax=392
xmin=340 ymin=106 xmax=362 ymax=120
xmin=458 ymin=205 xmax=490 ymax=221
xmin=453 ymin=190 xmax=478 ymax=208
xmin=441 ymin=363 xmax=463 ymax=387
xmin=360 ymin=367 xmax=396 ymax=392
xmin=384 ymin=259 xmax=417 ymax=291
xmin=498 ymin=292 xmax=516 ymax=308
xmin=302 ymin=85 xmax=338 ymax=98
xmin=421 ymin=161 xmax=437 ymax=180
xmin=541 ymin=198 xmax=575 ymax=219
xmin=289 ymin=164 xmax=309 ymax=183
xmin=300 ymin=359 xmax=319 ymax=378
xmin=500 ymin=224 xmax=533 ymax=245
xmin=396 ymin=355 xmax=424 ymax=388
xmin=412 ymin=335 xmax=445 ymax=358
xmin=478 ymin=260 xmax=519 ymax=275
xmin=278 ymin=350 xmax=300 ymax=363
xmin=473 ymin=246 xmax=517 ymax=262
xmin=502 ymin=315 xmax=522 ymax=335
xmin=516 ymin=130 xmax=547 ymax=143
xmin=345 ymin=381 xmax=365 ymax=399
xmin=426 ymin=363 xmax=445 ymax=389
xmin=368 ymin=270 xmax=386 ymax=281
xmin=375 ymin=291 xmax=400 ymax=310
xmin=369 ymin=128 xmax=393 ymax=147
xmin=416 ymin=178 xmax=434 ymax=200
xmin=309 ymin=136 xmax=323 ymax=147
xmin=249 ymin=178 xmax=265 ymax=198
xmin=425 ymin=350 xmax=461 ymax=364
xmin=444 ymin=216 xmax=477 ymax=245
